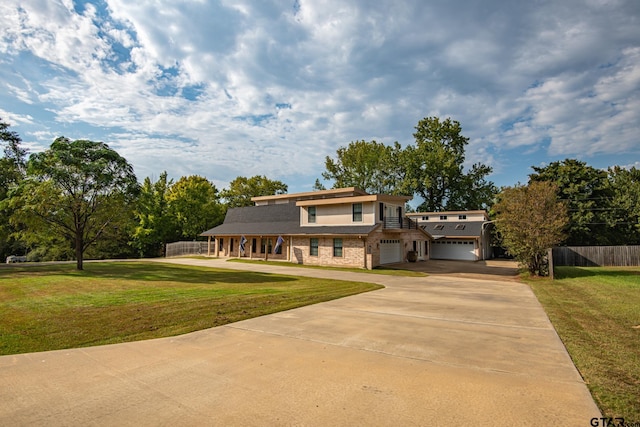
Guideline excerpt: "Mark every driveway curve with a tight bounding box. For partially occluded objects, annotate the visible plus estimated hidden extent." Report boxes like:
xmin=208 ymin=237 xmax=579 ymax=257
xmin=0 ymin=258 xmax=600 ymax=426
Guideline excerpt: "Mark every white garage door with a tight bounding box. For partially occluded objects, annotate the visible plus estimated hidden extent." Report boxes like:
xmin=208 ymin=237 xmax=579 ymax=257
xmin=431 ymin=240 xmax=476 ymax=261
xmin=380 ymin=239 xmax=402 ymax=264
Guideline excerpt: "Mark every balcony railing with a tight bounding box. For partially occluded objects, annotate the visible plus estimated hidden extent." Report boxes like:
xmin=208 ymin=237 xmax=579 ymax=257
xmin=383 ymin=217 xmax=419 ymax=230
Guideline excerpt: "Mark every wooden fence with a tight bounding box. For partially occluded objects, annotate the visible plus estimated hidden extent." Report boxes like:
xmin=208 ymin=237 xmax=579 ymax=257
xmin=551 ymin=246 xmax=640 ymax=267
xmin=165 ymin=241 xmax=209 ymax=258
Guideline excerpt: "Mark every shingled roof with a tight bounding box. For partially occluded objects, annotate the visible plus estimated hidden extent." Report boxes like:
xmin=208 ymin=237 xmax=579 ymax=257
xmin=420 ymin=221 xmax=485 ymax=239
xmin=201 ymin=203 xmax=380 ymax=237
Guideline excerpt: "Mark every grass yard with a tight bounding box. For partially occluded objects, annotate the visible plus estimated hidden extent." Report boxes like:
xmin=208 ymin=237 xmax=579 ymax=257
xmin=527 ymin=266 xmax=640 ymax=421
xmin=0 ymin=262 xmax=382 ymax=356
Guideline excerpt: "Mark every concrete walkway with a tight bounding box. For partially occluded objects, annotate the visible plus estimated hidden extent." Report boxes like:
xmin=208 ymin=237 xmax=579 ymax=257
xmin=0 ymin=258 xmax=600 ymax=426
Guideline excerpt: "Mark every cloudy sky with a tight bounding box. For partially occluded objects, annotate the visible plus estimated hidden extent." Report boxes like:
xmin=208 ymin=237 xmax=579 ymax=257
xmin=1 ymin=0 xmax=639 ymax=195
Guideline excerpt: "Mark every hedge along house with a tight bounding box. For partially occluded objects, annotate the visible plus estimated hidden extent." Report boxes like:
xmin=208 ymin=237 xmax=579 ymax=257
xmin=200 ymin=187 xmax=430 ymax=269
xmin=405 ymin=210 xmax=493 ymax=261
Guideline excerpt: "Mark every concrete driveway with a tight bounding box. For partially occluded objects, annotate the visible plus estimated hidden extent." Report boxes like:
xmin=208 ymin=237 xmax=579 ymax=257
xmin=0 ymin=258 xmax=600 ymax=426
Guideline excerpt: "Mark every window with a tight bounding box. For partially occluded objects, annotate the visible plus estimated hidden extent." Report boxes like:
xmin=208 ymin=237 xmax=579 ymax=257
xmin=352 ymin=203 xmax=363 ymax=222
xmin=439 ymin=215 xmax=448 ymax=220
xmin=458 ymin=214 xmax=467 ymax=220
xmin=252 ymin=238 xmax=257 ymax=253
xmin=333 ymin=238 xmax=343 ymax=257
xmin=434 ymin=224 xmax=444 ymax=230
xmin=310 ymin=238 xmax=319 ymax=256
xmin=455 ymin=224 xmax=465 ymax=230
xmin=422 ymin=216 xmax=429 ymax=221
xmin=261 ymin=238 xmax=272 ymax=254
xmin=308 ymin=206 xmax=316 ymax=223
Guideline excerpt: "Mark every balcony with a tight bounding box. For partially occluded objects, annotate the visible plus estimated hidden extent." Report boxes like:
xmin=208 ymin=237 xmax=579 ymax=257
xmin=383 ymin=217 xmax=419 ymax=230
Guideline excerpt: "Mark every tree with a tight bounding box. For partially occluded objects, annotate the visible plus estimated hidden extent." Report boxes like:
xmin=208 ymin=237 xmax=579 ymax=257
xmin=167 ymin=175 xmax=225 ymax=239
xmin=405 ymin=117 xmax=495 ymax=211
xmin=221 ymin=175 xmax=288 ymax=208
xmin=529 ymin=159 xmax=613 ymax=245
xmin=493 ymin=181 xmax=568 ymax=276
xmin=607 ymin=166 xmax=640 ymax=244
xmin=12 ymin=137 xmax=139 ymax=270
xmin=132 ymin=171 xmax=177 ymax=257
xmin=317 ymin=140 xmax=406 ymax=194
xmin=0 ymin=118 xmax=28 ymax=260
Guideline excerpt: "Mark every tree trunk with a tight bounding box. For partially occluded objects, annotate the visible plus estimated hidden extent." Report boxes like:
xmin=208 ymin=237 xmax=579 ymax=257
xmin=75 ymin=232 xmax=84 ymax=270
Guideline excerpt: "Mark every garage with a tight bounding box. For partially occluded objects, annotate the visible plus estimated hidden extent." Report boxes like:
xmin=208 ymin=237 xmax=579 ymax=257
xmin=380 ymin=239 xmax=402 ymax=264
xmin=431 ymin=239 xmax=477 ymax=261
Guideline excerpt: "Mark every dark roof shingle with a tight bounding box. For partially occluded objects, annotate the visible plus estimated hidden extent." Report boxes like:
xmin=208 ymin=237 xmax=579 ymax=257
xmin=420 ymin=221 xmax=485 ymax=238
xmin=201 ymin=203 xmax=380 ymax=236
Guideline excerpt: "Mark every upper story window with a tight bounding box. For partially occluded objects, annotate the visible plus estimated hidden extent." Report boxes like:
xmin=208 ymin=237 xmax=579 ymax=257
xmin=422 ymin=216 xmax=429 ymax=221
xmin=308 ymin=206 xmax=316 ymax=223
xmin=440 ymin=215 xmax=448 ymax=220
xmin=458 ymin=214 xmax=467 ymax=220
xmin=352 ymin=203 xmax=363 ymax=222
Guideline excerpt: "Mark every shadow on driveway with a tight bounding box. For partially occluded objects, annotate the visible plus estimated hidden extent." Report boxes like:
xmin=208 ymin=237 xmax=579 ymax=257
xmin=389 ymin=258 xmax=521 ymax=281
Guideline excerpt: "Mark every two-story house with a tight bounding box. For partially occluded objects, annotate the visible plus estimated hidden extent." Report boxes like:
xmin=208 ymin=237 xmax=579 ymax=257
xmin=200 ymin=187 xmax=430 ymax=269
xmin=405 ymin=210 xmax=493 ymax=261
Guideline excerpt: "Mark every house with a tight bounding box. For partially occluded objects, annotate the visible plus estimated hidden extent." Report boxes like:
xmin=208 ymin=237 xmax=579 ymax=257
xmin=405 ymin=210 xmax=493 ymax=261
xmin=200 ymin=187 xmax=430 ymax=269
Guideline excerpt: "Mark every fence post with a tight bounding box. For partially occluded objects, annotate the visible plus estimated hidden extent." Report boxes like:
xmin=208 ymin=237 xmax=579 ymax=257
xmin=547 ymin=248 xmax=554 ymax=280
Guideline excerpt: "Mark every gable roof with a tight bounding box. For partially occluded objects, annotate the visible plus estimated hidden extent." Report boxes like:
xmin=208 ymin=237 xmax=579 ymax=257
xmin=201 ymin=203 xmax=380 ymax=237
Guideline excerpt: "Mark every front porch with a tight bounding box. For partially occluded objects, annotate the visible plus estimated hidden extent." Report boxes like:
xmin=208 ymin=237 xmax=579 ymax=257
xmin=206 ymin=235 xmax=289 ymax=261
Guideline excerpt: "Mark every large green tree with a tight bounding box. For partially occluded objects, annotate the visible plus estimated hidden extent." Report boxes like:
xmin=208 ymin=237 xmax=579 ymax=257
xmin=493 ymin=181 xmax=568 ymax=276
xmin=12 ymin=137 xmax=139 ymax=270
xmin=0 ymin=119 xmax=28 ymax=260
xmin=529 ymin=159 xmax=613 ymax=245
xmin=406 ymin=117 xmax=496 ymax=211
xmin=132 ymin=171 xmax=177 ymax=257
xmin=607 ymin=166 xmax=640 ymax=244
xmin=167 ymin=175 xmax=225 ymax=239
xmin=316 ymin=140 xmax=406 ymax=194
xmin=221 ymin=175 xmax=288 ymax=208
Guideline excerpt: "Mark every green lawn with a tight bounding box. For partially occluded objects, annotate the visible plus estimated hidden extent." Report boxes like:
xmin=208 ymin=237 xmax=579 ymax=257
xmin=0 ymin=262 xmax=382 ymax=355
xmin=527 ymin=266 xmax=640 ymax=421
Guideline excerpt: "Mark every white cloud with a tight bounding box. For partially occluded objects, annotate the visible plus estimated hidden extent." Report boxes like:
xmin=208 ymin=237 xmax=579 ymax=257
xmin=0 ymin=0 xmax=639 ymax=191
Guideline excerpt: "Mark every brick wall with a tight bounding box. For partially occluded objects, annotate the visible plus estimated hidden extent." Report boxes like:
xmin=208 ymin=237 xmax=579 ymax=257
xmin=291 ymin=236 xmax=366 ymax=268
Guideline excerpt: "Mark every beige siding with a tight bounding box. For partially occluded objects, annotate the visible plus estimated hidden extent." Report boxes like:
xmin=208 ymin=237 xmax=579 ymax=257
xmin=301 ymin=202 xmax=375 ymax=226
xmin=408 ymin=211 xmax=488 ymax=222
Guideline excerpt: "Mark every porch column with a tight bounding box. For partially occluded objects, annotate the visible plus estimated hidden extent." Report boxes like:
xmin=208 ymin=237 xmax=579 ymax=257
xmin=214 ymin=237 xmax=220 ymax=257
xmin=207 ymin=236 xmax=211 ymax=256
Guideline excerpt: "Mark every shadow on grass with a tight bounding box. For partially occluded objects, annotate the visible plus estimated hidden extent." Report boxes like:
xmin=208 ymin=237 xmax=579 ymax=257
xmin=0 ymin=262 xmax=298 ymax=284
xmin=555 ymin=266 xmax=640 ymax=280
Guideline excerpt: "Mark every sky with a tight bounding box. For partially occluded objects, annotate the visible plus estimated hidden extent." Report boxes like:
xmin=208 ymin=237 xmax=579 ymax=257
xmin=1 ymin=0 xmax=639 ymax=196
